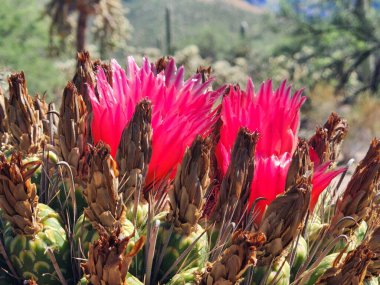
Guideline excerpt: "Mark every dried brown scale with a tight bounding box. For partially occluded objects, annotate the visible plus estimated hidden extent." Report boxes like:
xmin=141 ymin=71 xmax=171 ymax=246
xmin=7 ymin=72 xmax=44 ymax=152
xmin=316 ymin=244 xmax=373 ymax=285
xmin=330 ymin=139 xmax=380 ymax=235
xmin=0 ymin=87 xmax=8 ymax=134
xmin=323 ymin=112 xmax=348 ymax=162
xmin=35 ymin=97 xmax=59 ymax=139
xmin=58 ymin=82 xmax=88 ymax=180
xmin=81 ymin=227 xmax=145 ymax=285
xmin=309 ymin=127 xmax=329 ymax=163
xmin=198 ymin=230 xmax=266 ymax=285
xmin=155 ymin=56 xmax=171 ymax=74
xmin=0 ymin=87 xmax=11 ymax=145
xmin=72 ymin=51 xmax=97 ymax=144
xmin=258 ymin=175 xmax=312 ymax=266
xmin=0 ymin=154 xmax=41 ymax=235
xmin=197 ymin=66 xmax=212 ymax=83
xmin=168 ymin=135 xmax=211 ymax=234
xmin=211 ymin=127 xmax=259 ymax=225
xmin=48 ymin=102 xmax=59 ymax=127
xmin=72 ymin=51 xmax=96 ymax=105
xmin=33 ymin=95 xmax=52 ymax=136
xmin=202 ymin=121 xmax=222 ymax=218
xmin=309 ymin=112 xmax=348 ymax=164
xmin=209 ymin=105 xmax=223 ymax=183
xmin=94 ymin=60 xmax=113 ymax=86
xmin=365 ymin=227 xmax=380 ymax=279
xmin=285 ymin=139 xmax=313 ymax=191
xmin=84 ymin=142 xmax=124 ymax=235
xmin=116 ymin=100 xmax=152 ymax=201
xmin=203 ymin=90 xmax=228 ymax=218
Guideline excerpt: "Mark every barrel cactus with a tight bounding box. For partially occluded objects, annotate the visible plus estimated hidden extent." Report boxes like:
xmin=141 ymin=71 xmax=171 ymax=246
xmin=0 ymin=154 xmax=71 ymax=284
xmin=156 ymin=136 xmax=211 ymax=283
xmin=80 ymin=226 xmax=145 ymax=285
xmin=75 ymin=142 xmax=136 ymax=255
xmin=0 ymin=52 xmax=379 ymax=285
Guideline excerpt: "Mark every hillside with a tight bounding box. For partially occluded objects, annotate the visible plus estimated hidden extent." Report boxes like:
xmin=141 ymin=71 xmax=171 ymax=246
xmin=124 ymin=0 xmax=273 ymax=55
xmin=199 ymin=0 xmax=264 ymax=13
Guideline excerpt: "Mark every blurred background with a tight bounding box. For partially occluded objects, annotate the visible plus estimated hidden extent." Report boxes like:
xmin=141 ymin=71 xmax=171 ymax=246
xmin=0 ymin=0 xmax=379 ymax=162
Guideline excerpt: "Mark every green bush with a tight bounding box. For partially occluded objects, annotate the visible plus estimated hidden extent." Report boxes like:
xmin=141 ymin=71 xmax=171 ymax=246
xmin=0 ymin=0 xmax=69 ymax=101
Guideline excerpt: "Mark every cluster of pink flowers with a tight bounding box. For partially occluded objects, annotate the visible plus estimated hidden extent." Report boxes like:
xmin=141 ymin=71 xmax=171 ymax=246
xmin=89 ymin=57 xmax=344 ymax=220
xmin=215 ymin=80 xmax=344 ymax=215
xmin=89 ymin=58 xmax=223 ymax=186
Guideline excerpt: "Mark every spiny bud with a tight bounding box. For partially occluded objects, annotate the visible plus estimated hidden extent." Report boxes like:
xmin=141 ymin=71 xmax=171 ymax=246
xmin=212 ymin=127 xmax=259 ymax=225
xmin=199 ymin=230 xmax=266 ymax=285
xmin=258 ymin=175 xmax=312 ymax=266
xmin=309 ymin=113 xmax=348 ymax=164
xmin=0 ymin=153 xmax=41 ymax=235
xmin=168 ymin=135 xmax=211 ymax=234
xmin=81 ymin=227 xmax=145 ymax=285
xmin=84 ymin=142 xmax=124 ymax=235
xmin=7 ymin=72 xmax=44 ymax=151
xmin=116 ymin=100 xmax=152 ymax=201
xmin=330 ymin=139 xmax=380 ymax=234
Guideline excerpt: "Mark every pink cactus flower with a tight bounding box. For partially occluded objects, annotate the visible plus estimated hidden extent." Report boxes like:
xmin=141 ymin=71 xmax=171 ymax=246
xmin=89 ymin=57 xmax=222 ymax=185
xmin=251 ymin=154 xmax=293 ymax=216
xmin=216 ymin=79 xmax=344 ymax=219
xmin=308 ymin=144 xmax=346 ymax=211
xmin=310 ymin=162 xmax=346 ymax=211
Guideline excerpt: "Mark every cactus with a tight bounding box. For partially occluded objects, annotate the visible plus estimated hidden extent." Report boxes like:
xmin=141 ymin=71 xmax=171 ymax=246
xmin=0 ymin=52 xmax=379 ymax=285
xmin=0 ymin=154 xmax=71 ymax=284
xmin=156 ymin=136 xmax=211 ymax=283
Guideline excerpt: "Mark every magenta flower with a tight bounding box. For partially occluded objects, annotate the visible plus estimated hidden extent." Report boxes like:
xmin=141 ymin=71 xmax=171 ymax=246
xmin=309 ymin=140 xmax=346 ymax=210
xmin=310 ymin=162 xmax=345 ymax=210
xmin=251 ymin=154 xmax=293 ymax=214
xmin=89 ymin=57 xmax=222 ymax=185
xmin=216 ymin=80 xmax=304 ymax=174
xmin=216 ymin=80 xmax=343 ymax=219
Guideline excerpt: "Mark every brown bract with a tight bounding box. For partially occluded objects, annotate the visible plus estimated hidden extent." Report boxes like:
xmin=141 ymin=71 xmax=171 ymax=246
xmin=316 ymin=244 xmax=373 ymax=285
xmin=309 ymin=112 xmax=348 ymax=164
xmin=0 ymin=87 xmax=11 ymax=145
xmin=258 ymin=175 xmax=312 ymax=266
xmin=168 ymin=135 xmax=211 ymax=235
xmin=212 ymin=127 xmax=259 ymax=225
xmin=203 ymin=104 xmax=224 ymax=218
xmin=0 ymin=87 xmax=7 ymax=132
xmin=330 ymin=139 xmax=380 ymax=234
xmin=199 ymin=230 xmax=266 ymax=285
xmin=197 ymin=66 xmax=212 ymax=83
xmin=0 ymin=154 xmax=41 ymax=235
xmin=155 ymin=56 xmax=171 ymax=74
xmin=72 ymin=51 xmax=97 ymax=105
xmin=365 ymin=226 xmax=380 ymax=279
xmin=94 ymin=60 xmax=113 ymax=87
xmin=116 ymin=100 xmax=152 ymax=201
xmin=58 ymin=82 xmax=88 ymax=181
xmin=7 ymin=72 xmax=44 ymax=152
xmin=81 ymin=227 xmax=145 ymax=285
xmin=84 ymin=142 xmax=124 ymax=235
xmin=72 ymin=51 xmax=97 ymax=144
xmin=285 ymin=139 xmax=313 ymax=191
xmin=34 ymin=94 xmax=55 ymax=137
